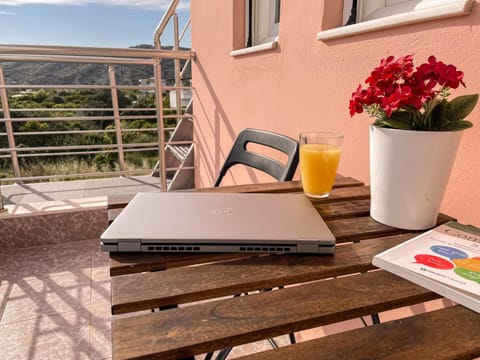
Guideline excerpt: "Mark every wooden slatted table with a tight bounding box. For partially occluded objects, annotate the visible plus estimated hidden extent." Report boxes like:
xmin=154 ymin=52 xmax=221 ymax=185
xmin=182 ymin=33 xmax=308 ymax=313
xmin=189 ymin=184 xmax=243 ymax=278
xmin=107 ymin=176 xmax=480 ymax=360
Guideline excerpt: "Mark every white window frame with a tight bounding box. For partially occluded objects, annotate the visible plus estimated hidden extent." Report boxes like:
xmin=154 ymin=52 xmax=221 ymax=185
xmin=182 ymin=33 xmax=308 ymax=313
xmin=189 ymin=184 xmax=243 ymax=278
xmin=231 ymin=0 xmax=280 ymax=57
xmin=318 ymin=0 xmax=474 ymax=41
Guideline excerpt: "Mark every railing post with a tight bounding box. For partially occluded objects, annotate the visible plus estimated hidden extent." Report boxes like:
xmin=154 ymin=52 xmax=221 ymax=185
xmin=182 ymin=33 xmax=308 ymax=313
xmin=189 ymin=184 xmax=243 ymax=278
xmin=154 ymin=58 xmax=167 ymax=191
xmin=0 ymin=187 xmax=5 ymax=213
xmin=0 ymin=63 xmax=21 ymax=179
xmin=173 ymin=13 xmax=182 ymax=117
xmin=108 ymin=65 xmax=126 ymax=172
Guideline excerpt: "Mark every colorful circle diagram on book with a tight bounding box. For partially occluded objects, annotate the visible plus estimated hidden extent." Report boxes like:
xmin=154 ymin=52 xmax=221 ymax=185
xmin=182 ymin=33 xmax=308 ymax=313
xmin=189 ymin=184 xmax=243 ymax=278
xmin=414 ymin=245 xmax=480 ymax=284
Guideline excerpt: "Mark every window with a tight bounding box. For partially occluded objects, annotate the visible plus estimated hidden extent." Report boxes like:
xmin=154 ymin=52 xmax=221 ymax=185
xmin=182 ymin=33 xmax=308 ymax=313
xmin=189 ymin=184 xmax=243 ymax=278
xmin=231 ymin=0 xmax=280 ymax=56
xmin=318 ymin=0 xmax=473 ymax=40
xmin=344 ymin=0 xmax=470 ymax=24
xmin=247 ymin=0 xmax=281 ymax=46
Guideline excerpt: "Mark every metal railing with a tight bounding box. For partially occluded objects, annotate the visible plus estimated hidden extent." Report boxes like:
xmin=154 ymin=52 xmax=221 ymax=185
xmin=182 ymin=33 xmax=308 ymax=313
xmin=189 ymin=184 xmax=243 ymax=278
xmin=0 ymin=9 xmax=193 ymax=198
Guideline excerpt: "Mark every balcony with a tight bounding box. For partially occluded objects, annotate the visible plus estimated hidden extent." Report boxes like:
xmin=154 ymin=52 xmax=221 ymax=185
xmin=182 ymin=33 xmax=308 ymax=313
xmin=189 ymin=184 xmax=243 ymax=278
xmin=0 ymin=2 xmax=197 ymax=357
xmin=0 ymin=2 xmax=464 ymax=359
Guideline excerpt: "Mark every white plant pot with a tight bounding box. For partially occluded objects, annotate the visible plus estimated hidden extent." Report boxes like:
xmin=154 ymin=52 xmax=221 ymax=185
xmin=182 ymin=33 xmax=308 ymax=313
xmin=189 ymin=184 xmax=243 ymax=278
xmin=369 ymin=125 xmax=463 ymax=230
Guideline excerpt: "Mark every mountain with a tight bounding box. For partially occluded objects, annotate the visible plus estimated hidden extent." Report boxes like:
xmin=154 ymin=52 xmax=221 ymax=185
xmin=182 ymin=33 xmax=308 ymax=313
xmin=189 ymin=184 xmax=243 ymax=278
xmin=2 ymin=44 xmax=191 ymax=86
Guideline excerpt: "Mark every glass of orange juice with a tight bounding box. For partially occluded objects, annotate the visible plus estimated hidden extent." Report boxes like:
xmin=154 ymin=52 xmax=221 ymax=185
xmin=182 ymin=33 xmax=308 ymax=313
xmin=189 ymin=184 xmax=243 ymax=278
xmin=299 ymin=132 xmax=343 ymax=198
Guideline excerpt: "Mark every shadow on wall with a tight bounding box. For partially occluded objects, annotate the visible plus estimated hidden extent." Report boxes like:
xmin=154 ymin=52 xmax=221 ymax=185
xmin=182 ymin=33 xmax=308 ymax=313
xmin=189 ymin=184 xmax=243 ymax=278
xmin=193 ymin=57 xmax=262 ymax=187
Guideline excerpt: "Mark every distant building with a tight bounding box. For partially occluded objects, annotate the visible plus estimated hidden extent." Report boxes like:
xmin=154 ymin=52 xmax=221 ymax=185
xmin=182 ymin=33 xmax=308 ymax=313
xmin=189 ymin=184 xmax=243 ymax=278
xmin=138 ymin=77 xmax=167 ymax=93
xmin=169 ymin=89 xmax=192 ymax=108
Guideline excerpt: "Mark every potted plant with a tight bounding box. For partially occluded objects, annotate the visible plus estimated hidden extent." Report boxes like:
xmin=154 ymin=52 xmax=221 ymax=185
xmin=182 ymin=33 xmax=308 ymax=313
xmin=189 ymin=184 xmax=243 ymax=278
xmin=350 ymin=55 xmax=478 ymax=230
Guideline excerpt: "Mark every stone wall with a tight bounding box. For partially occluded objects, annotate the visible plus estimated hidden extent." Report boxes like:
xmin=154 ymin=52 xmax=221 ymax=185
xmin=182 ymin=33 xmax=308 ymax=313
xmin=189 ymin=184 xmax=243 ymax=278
xmin=0 ymin=207 xmax=107 ymax=253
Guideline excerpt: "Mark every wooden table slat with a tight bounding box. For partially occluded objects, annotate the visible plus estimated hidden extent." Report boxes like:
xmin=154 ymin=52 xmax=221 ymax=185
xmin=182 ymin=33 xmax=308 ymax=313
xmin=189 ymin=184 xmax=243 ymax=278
xmin=109 ymin=252 xmax=254 ymax=276
xmin=315 ymin=199 xmax=370 ymax=220
xmin=112 ymin=270 xmax=440 ymax=360
xmin=106 ymin=175 xmax=364 ymax=210
xmin=235 ymin=305 xmax=480 ymax=360
xmin=327 ymin=212 xmax=456 ymax=243
xmin=111 ymin=233 xmax=418 ymax=314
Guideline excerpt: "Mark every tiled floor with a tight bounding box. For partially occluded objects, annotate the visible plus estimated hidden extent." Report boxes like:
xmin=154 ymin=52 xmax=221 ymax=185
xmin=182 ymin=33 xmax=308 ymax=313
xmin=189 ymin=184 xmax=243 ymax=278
xmin=0 ymin=238 xmax=112 ymax=360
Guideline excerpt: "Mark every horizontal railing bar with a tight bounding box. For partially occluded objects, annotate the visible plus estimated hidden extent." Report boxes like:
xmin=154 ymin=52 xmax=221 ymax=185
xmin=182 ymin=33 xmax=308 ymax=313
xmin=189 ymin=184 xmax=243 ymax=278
xmin=0 ymin=116 xmax=175 ymax=123
xmin=13 ymin=129 xmax=116 ymax=136
xmin=0 ymin=85 xmax=192 ymax=93
xmin=0 ymin=54 xmax=155 ymax=65
xmin=3 ymin=107 xmax=176 ymax=113
xmin=119 ymin=108 xmax=157 ymax=112
xmin=0 ymin=128 xmax=176 ymax=137
xmin=9 ymin=128 xmax=158 ymax=136
xmin=7 ymin=107 xmax=115 ymax=112
xmin=117 ymin=115 xmax=158 ymax=120
xmin=0 ymin=84 xmax=159 ymax=90
xmin=123 ymin=147 xmax=159 ymax=153
xmin=0 ymin=44 xmax=194 ymax=60
xmin=2 ymin=84 xmax=112 ymax=90
xmin=162 ymin=114 xmax=193 ymax=119
xmin=0 ymin=168 xmax=158 ymax=183
xmin=0 ymin=116 xmax=164 ymax=123
xmin=18 ymin=149 xmax=120 ymax=157
xmin=0 ymin=142 xmax=159 ymax=152
xmin=17 ymin=147 xmax=159 ymax=158
xmin=0 ymin=115 xmax=115 ymax=122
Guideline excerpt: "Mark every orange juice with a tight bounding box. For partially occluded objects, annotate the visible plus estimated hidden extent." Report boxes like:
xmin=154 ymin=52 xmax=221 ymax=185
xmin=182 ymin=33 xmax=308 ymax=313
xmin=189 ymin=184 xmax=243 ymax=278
xmin=300 ymin=143 xmax=341 ymax=197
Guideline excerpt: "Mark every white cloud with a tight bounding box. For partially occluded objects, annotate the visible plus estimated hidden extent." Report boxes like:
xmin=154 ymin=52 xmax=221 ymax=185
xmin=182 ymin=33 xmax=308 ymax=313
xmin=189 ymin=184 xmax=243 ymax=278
xmin=0 ymin=9 xmax=16 ymax=14
xmin=0 ymin=0 xmax=189 ymax=11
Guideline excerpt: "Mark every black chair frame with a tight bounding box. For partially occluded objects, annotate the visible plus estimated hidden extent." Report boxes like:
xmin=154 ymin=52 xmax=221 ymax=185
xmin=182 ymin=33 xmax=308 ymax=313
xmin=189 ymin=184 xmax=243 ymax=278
xmin=214 ymin=128 xmax=299 ymax=187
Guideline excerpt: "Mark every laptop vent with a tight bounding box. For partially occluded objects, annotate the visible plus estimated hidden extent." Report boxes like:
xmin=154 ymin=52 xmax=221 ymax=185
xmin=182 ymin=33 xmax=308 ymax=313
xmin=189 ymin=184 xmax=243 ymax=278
xmin=145 ymin=245 xmax=294 ymax=253
xmin=146 ymin=246 xmax=201 ymax=252
xmin=239 ymin=247 xmax=292 ymax=253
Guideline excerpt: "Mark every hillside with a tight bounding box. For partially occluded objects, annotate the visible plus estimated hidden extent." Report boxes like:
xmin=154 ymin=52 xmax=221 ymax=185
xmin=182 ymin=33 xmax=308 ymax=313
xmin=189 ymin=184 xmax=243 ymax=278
xmin=2 ymin=45 xmax=190 ymax=86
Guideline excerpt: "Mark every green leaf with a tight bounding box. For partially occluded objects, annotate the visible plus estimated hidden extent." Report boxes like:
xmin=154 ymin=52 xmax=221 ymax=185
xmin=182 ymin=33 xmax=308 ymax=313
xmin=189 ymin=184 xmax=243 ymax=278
xmin=382 ymin=117 xmax=414 ymax=130
xmin=423 ymin=99 xmax=438 ymax=122
xmin=441 ymin=120 xmax=473 ymax=131
xmin=411 ymin=108 xmax=426 ymax=130
xmin=430 ymin=100 xmax=448 ymax=130
xmin=445 ymin=94 xmax=479 ymax=121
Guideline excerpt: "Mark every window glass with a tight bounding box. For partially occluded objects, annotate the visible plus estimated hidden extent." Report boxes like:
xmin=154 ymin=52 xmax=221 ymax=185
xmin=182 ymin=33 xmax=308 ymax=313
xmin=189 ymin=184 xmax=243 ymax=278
xmin=248 ymin=0 xmax=280 ymax=46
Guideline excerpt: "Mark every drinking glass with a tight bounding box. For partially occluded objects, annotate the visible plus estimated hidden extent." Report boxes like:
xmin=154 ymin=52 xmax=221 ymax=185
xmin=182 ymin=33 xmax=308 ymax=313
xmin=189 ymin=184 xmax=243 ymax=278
xmin=299 ymin=131 xmax=343 ymax=198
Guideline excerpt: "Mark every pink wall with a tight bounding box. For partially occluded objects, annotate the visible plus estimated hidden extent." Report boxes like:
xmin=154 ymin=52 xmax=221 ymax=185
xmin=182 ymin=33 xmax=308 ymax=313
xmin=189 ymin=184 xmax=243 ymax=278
xmin=191 ymin=0 xmax=480 ymax=225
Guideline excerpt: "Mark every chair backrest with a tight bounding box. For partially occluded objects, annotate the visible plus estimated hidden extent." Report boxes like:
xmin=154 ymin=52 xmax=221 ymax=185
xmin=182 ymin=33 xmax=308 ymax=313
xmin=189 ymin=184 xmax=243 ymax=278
xmin=214 ymin=128 xmax=299 ymax=187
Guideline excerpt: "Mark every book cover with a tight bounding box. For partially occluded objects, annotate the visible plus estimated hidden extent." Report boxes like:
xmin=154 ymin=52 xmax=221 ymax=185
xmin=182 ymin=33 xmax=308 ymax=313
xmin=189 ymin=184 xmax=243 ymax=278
xmin=373 ymin=221 xmax=480 ymax=313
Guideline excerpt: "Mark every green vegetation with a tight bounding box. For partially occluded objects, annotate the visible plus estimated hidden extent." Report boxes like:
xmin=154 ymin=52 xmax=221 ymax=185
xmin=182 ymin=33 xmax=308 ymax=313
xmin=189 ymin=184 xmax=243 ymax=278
xmin=0 ymin=88 xmax=177 ymax=181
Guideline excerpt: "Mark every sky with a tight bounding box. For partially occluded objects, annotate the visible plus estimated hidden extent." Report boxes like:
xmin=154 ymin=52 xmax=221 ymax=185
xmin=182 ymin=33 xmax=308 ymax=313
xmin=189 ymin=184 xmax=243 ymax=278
xmin=0 ymin=0 xmax=190 ymax=48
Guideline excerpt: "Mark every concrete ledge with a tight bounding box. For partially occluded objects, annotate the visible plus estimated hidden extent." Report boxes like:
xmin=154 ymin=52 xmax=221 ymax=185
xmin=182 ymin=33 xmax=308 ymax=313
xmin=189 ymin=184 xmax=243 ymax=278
xmin=3 ymin=196 xmax=106 ymax=216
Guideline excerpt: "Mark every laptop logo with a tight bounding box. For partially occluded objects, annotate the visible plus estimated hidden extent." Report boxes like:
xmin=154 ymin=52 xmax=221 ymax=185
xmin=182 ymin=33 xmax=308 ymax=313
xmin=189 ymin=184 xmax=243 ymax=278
xmin=212 ymin=207 xmax=233 ymax=216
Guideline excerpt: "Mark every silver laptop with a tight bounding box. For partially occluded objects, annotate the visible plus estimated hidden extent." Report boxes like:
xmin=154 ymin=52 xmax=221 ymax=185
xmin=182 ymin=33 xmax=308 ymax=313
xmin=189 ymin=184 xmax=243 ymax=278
xmin=100 ymin=192 xmax=336 ymax=254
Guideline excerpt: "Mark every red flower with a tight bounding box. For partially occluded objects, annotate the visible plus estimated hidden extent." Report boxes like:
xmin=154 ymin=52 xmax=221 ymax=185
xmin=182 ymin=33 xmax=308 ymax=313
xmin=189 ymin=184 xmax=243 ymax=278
xmin=350 ymin=55 xmax=467 ymax=117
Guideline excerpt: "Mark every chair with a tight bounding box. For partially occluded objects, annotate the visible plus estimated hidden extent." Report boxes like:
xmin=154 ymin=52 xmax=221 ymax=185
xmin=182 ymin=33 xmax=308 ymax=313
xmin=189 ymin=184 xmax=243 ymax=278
xmin=214 ymin=128 xmax=299 ymax=187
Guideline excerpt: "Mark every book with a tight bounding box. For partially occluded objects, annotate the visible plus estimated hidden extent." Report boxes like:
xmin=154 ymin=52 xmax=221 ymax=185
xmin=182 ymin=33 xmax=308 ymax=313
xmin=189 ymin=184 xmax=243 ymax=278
xmin=372 ymin=221 xmax=480 ymax=313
